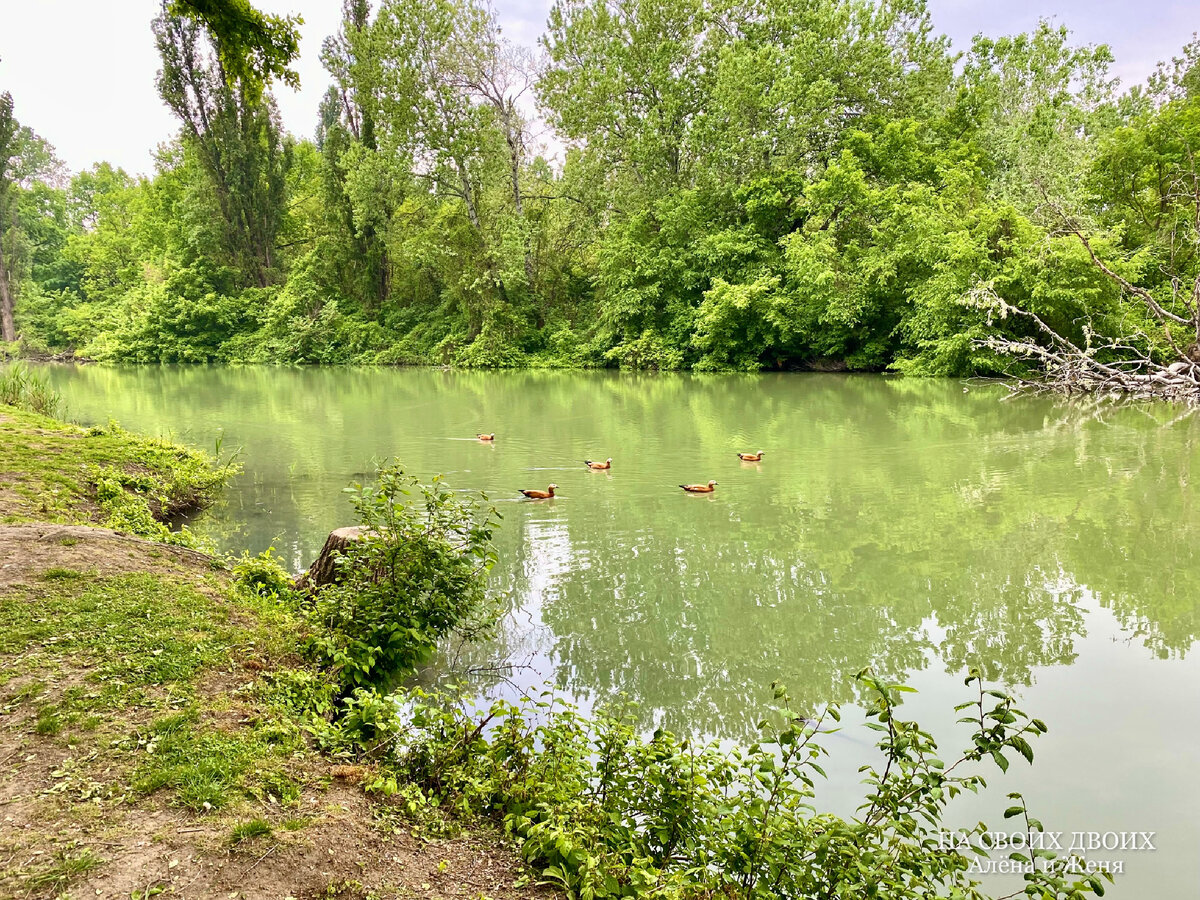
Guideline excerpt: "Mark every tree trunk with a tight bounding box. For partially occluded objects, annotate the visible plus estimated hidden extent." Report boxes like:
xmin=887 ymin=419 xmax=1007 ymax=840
xmin=0 ymin=239 xmax=15 ymax=343
xmin=504 ymin=121 xmax=535 ymax=288
xmin=295 ymin=525 xmax=370 ymax=591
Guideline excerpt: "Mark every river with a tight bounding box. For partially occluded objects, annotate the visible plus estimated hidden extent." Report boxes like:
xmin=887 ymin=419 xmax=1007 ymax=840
xmin=41 ymin=364 xmax=1200 ymax=897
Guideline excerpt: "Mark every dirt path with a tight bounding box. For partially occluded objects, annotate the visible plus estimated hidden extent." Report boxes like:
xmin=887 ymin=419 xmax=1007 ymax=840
xmin=0 ymin=523 xmax=219 ymax=589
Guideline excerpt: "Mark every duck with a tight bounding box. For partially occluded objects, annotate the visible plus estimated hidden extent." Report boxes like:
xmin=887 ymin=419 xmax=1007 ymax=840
xmin=679 ymin=480 xmax=718 ymax=493
xmin=585 ymin=458 xmax=613 ymax=470
xmin=519 ymin=484 xmax=557 ymax=499
xmin=477 ymin=433 xmax=496 ymax=441
xmin=737 ymin=451 xmax=764 ymax=462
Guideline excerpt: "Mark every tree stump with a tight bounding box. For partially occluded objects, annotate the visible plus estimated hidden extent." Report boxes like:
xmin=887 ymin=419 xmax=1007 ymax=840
xmin=295 ymin=526 xmax=370 ymax=591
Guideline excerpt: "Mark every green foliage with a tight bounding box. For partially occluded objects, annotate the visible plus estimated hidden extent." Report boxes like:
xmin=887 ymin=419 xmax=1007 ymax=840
xmin=0 ymin=360 xmax=63 ymax=416
xmin=256 ymin=668 xmax=336 ymax=725
xmin=172 ymin=0 xmax=302 ymax=93
xmin=306 ymin=464 xmax=501 ymax=694
xmin=355 ymin=672 xmax=1108 ymax=899
xmin=80 ymin=420 xmax=234 ymax=547
xmin=232 ymin=547 xmax=296 ymax=601
xmin=4 ymin=7 xmax=1198 ymax=383
xmin=2 ymin=89 xmax=64 ymax=345
xmin=153 ymin=5 xmax=293 ymax=292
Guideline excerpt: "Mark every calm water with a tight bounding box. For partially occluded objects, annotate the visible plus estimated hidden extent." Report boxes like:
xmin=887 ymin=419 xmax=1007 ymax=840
xmin=43 ymin=365 xmax=1200 ymax=897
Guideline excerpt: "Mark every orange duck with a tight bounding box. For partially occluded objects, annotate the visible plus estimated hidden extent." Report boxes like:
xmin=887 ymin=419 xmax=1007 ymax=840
xmin=585 ymin=458 xmax=613 ymax=470
xmin=519 ymin=484 xmax=557 ymax=499
xmin=679 ymin=480 xmax=718 ymax=493
xmin=477 ymin=433 xmax=496 ymax=441
xmin=737 ymin=451 xmax=764 ymax=461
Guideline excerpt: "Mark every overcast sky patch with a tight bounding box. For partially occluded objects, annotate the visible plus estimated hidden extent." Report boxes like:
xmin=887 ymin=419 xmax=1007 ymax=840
xmin=0 ymin=0 xmax=1194 ymax=176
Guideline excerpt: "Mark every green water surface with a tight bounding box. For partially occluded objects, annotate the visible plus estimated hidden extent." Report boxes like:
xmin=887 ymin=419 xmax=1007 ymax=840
xmin=42 ymin=365 xmax=1200 ymax=897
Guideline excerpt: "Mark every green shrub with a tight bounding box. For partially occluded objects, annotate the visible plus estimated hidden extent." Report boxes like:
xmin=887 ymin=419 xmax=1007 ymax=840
xmin=232 ymin=548 xmax=296 ymax=601
xmin=602 ymin=330 xmax=686 ymax=371
xmin=306 ymin=464 xmax=501 ymax=695
xmin=366 ymin=671 xmax=1110 ymax=900
xmin=257 ymin=668 xmax=336 ymax=724
xmin=455 ymin=332 xmax=528 ymax=368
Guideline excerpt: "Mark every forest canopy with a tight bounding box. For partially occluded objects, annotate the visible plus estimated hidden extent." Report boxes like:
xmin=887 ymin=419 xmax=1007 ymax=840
xmin=2 ymin=0 xmax=1199 ymax=378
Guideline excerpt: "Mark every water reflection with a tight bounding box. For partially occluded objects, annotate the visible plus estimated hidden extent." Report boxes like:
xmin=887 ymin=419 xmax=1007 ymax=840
xmin=44 ymin=366 xmax=1199 ymax=741
xmin=41 ymin=365 xmax=1200 ymax=895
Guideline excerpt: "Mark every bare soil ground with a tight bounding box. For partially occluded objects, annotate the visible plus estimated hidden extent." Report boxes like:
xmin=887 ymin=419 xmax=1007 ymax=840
xmin=0 ymin=524 xmax=550 ymax=900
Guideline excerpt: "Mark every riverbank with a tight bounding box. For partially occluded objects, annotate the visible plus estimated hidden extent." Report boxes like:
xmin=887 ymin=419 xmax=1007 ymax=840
xmin=0 ymin=404 xmax=542 ymax=899
xmin=2 ymin=378 xmax=1142 ymax=899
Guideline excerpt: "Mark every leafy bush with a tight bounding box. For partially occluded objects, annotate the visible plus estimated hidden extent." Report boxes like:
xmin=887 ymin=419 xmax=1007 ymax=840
xmin=0 ymin=361 xmax=63 ymax=417
xmin=455 ymin=304 xmax=534 ymax=369
xmin=455 ymin=331 xmax=528 ymax=368
xmin=602 ymin=330 xmax=686 ymax=371
xmin=306 ymin=464 xmax=501 ymax=695
xmin=232 ymin=547 xmax=297 ymax=602
xmin=363 ymin=671 xmax=1110 ymax=900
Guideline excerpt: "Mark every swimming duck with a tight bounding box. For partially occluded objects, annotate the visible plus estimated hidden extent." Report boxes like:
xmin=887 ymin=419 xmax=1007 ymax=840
xmin=737 ymin=451 xmax=764 ymax=462
xmin=585 ymin=458 xmax=613 ymax=470
xmin=519 ymin=484 xmax=557 ymax=499
xmin=679 ymin=480 xmax=718 ymax=493
xmin=477 ymin=433 xmax=495 ymax=441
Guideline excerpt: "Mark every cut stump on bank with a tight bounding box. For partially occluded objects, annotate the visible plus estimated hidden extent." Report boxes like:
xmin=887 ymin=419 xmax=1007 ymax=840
xmin=296 ymin=525 xmax=370 ymax=591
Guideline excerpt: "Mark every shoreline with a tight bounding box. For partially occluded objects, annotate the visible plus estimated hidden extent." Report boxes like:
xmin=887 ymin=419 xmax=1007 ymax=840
xmin=0 ymin=403 xmax=543 ymax=900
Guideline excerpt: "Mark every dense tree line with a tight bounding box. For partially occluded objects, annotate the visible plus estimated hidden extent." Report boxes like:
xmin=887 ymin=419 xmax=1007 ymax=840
xmin=2 ymin=0 xmax=1198 ymax=375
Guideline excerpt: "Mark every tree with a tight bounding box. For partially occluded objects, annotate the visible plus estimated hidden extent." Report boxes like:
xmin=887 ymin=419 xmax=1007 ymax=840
xmin=363 ymin=0 xmax=546 ymax=347
xmin=316 ymin=0 xmax=393 ymax=312
xmin=153 ymin=1 xmax=294 ymax=288
xmin=172 ymin=0 xmax=302 ymax=95
xmin=0 ymin=91 xmax=17 ymax=343
xmin=976 ymin=37 xmax=1200 ymax=398
xmin=0 ymin=91 xmax=60 ymax=344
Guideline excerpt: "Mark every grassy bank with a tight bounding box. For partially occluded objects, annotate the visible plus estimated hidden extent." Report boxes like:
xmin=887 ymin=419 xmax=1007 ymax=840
xmin=0 ymin=403 xmax=229 ymax=546
xmin=0 ymin=403 xmax=538 ymax=900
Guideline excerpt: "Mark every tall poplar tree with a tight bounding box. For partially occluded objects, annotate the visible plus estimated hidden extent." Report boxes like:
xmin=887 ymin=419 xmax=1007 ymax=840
xmin=152 ymin=0 xmax=299 ymax=288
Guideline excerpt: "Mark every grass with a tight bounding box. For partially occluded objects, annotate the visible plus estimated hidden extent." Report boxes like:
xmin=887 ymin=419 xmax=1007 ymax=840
xmin=229 ymin=818 xmax=274 ymax=847
xmin=0 ymin=361 xmax=63 ymax=418
xmin=0 ymin=403 xmax=235 ymax=544
xmin=40 ymin=565 xmax=86 ymax=580
xmin=1 ymin=569 xmax=315 ymax=813
xmin=0 ymin=565 xmax=330 ymax=892
xmin=128 ymin=708 xmax=301 ymax=811
xmin=0 ymin=574 xmax=231 ymax=690
xmin=18 ymin=847 xmax=104 ymax=892
xmin=132 ymin=712 xmax=260 ymax=810
xmin=35 ymin=704 xmax=62 ymax=735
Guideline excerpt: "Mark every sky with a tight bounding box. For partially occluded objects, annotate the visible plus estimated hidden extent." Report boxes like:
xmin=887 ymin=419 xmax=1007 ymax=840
xmin=0 ymin=0 xmax=1196 ymax=177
